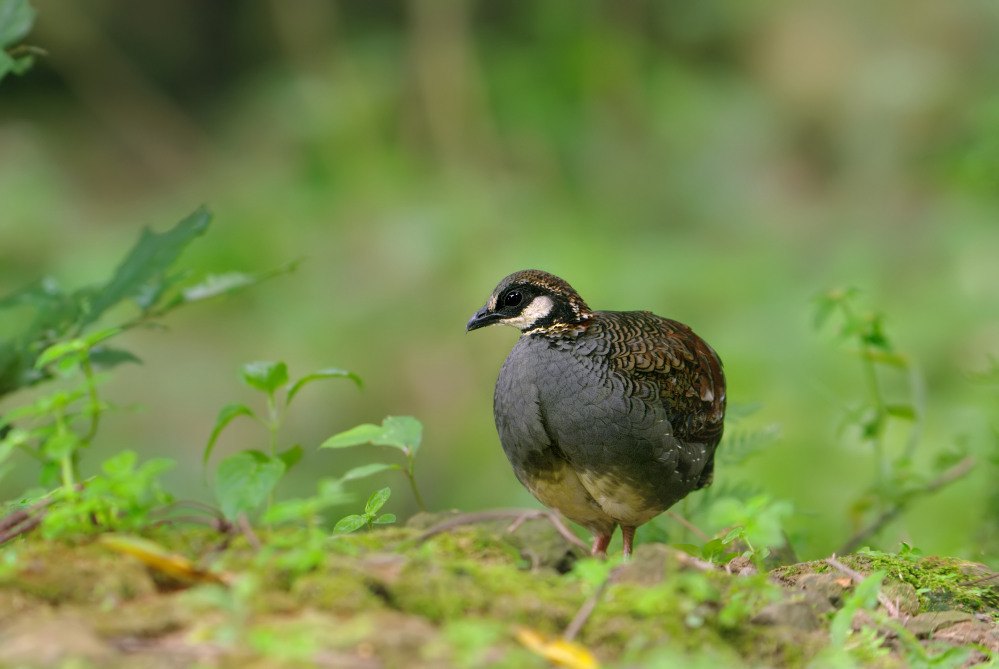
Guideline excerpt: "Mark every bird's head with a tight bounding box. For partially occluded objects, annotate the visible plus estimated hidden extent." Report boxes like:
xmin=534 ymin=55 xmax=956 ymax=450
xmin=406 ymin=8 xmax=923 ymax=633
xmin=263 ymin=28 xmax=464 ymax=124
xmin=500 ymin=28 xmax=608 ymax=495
xmin=466 ymin=269 xmax=591 ymax=334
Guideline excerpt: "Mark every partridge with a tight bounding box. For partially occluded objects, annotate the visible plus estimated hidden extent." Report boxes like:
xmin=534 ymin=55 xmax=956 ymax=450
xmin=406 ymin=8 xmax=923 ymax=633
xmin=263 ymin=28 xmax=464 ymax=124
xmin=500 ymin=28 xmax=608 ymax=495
xmin=467 ymin=270 xmax=726 ymax=557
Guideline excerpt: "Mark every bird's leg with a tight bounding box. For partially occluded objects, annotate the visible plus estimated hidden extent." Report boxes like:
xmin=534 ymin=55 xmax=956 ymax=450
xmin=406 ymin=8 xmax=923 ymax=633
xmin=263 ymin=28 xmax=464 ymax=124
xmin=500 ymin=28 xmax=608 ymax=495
xmin=590 ymin=533 xmax=612 ymax=556
xmin=621 ymin=525 xmax=636 ymax=559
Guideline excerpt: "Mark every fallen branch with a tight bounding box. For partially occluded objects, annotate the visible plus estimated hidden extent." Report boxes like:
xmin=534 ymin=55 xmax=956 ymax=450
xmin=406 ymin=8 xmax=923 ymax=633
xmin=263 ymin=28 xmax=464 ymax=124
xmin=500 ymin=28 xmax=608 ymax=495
xmin=417 ymin=508 xmax=590 ymax=552
xmin=838 ymin=456 xmax=975 ymax=555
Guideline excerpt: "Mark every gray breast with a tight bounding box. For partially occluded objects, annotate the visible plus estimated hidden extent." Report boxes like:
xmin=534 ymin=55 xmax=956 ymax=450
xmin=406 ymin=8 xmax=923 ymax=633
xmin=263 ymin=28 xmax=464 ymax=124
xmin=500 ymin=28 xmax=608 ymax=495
xmin=493 ymin=331 xmax=707 ymax=522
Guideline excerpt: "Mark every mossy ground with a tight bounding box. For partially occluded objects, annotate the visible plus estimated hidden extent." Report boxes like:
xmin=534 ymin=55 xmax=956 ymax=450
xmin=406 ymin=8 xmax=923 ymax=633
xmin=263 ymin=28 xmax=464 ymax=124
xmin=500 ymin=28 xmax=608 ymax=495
xmin=0 ymin=514 xmax=996 ymax=668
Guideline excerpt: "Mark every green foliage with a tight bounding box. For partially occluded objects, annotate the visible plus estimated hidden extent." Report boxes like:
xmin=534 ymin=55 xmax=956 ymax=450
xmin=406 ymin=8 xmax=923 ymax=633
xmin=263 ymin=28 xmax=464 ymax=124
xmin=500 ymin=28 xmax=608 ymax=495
xmin=34 ymin=450 xmax=174 ymax=538
xmin=204 ymin=360 xmax=361 ymax=520
xmin=814 ymin=288 xmax=975 ymax=554
xmin=321 ymin=415 xmax=427 ymax=512
xmin=0 ymin=208 xmax=283 ymax=492
xmin=0 ymin=0 xmax=37 ymax=83
xmin=0 ymin=208 xmax=296 ymax=542
xmin=332 ymin=486 xmax=396 ymax=533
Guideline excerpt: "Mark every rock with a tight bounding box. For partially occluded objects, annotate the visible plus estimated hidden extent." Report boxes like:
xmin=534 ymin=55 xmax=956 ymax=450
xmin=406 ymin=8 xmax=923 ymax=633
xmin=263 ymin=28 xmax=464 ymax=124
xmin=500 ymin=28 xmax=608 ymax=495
xmin=752 ymin=599 xmax=822 ymax=631
xmin=904 ymin=610 xmax=975 ymax=638
xmin=0 ymin=614 xmax=113 ymax=665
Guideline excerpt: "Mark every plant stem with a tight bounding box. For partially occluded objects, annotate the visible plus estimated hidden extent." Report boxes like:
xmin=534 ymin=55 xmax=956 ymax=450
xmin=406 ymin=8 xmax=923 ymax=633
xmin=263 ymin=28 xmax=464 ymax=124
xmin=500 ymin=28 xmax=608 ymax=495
xmin=266 ymin=392 xmax=280 ymax=457
xmin=60 ymin=453 xmax=76 ymax=493
xmin=80 ymin=355 xmax=101 ymax=445
xmin=406 ymin=449 xmax=427 ymax=512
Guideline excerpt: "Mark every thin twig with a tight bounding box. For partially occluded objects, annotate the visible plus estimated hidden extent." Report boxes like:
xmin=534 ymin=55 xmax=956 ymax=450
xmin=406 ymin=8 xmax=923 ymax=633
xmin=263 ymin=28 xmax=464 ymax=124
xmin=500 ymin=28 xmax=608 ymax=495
xmin=667 ymin=510 xmax=710 ymax=542
xmin=237 ymin=513 xmax=262 ymax=551
xmin=838 ymin=456 xmax=975 ymax=555
xmin=563 ymin=566 xmax=621 ymax=642
xmin=957 ymin=572 xmax=999 ymax=588
xmin=826 ymin=554 xmax=902 ymax=619
xmin=417 ymin=508 xmax=590 ymax=552
xmin=0 ymin=495 xmax=62 ymax=544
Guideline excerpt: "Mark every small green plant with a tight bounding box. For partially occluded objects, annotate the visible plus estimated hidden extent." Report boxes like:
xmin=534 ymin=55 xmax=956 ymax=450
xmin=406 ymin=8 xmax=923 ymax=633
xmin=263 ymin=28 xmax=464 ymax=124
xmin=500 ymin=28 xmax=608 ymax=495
xmin=37 ymin=450 xmax=174 ymax=537
xmin=814 ymin=288 xmax=975 ymax=554
xmin=333 ymin=486 xmax=396 ymax=533
xmin=707 ymin=493 xmax=794 ymax=570
xmin=320 ymin=415 xmax=427 ymax=512
xmin=204 ymin=361 xmax=361 ymax=520
xmin=0 ymin=208 xmax=287 ymax=540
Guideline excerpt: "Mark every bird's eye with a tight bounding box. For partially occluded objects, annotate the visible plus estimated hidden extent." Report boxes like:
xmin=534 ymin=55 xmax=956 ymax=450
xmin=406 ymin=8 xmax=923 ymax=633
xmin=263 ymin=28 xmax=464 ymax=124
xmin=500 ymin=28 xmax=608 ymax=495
xmin=503 ymin=290 xmax=523 ymax=308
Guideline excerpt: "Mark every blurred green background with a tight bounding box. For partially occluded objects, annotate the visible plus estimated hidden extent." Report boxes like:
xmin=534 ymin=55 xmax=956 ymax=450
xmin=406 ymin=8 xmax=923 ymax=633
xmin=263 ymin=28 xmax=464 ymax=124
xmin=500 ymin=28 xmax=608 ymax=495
xmin=2 ymin=1 xmax=997 ymax=563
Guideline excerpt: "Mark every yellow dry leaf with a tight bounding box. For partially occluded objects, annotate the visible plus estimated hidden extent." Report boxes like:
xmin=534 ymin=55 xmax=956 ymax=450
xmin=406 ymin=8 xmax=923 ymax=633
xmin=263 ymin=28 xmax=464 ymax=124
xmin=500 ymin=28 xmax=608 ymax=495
xmin=514 ymin=626 xmax=599 ymax=669
xmin=100 ymin=533 xmax=227 ymax=585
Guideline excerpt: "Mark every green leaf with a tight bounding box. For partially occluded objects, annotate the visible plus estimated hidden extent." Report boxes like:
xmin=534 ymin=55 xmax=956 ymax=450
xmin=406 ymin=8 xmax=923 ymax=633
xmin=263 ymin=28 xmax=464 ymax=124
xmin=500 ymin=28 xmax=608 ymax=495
xmin=42 ymin=430 xmax=77 ymax=460
xmin=364 ymin=487 xmax=391 ymax=515
xmin=0 ymin=0 xmax=35 ymax=47
xmin=241 ymin=361 xmax=289 ymax=394
xmin=82 ymin=207 xmax=211 ymax=326
xmin=181 ymin=259 xmax=301 ymax=305
xmin=87 ymin=346 xmax=142 ymax=369
xmin=34 ymin=339 xmax=86 ymax=369
xmin=277 ymin=444 xmax=304 ymax=470
xmin=319 ymin=416 xmax=423 ymax=454
xmin=340 ymin=462 xmax=400 ymax=482
xmin=181 ymin=272 xmax=257 ymax=302
xmin=203 ymin=403 xmax=256 ymax=467
xmin=215 ymin=450 xmax=286 ymax=520
xmin=373 ymin=513 xmax=396 ymax=525
xmin=286 ymin=367 xmax=362 ymax=406
xmin=333 ymin=514 xmax=366 ymax=533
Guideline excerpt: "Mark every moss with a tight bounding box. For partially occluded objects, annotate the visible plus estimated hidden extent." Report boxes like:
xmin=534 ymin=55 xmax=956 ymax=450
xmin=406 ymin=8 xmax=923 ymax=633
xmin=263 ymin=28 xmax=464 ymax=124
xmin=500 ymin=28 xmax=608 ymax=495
xmin=844 ymin=553 xmax=999 ymax=614
xmin=1 ymin=524 xmax=996 ymax=667
xmin=0 ymin=539 xmax=156 ymax=605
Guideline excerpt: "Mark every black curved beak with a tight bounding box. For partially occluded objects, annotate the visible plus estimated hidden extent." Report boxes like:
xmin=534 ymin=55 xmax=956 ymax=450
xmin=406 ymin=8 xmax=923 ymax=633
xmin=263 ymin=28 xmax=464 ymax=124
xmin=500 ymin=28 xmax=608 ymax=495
xmin=466 ymin=305 xmax=501 ymax=332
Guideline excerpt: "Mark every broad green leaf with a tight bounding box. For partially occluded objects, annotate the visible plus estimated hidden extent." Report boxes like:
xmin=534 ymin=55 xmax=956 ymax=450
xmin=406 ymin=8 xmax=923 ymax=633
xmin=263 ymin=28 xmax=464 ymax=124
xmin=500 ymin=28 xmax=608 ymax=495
xmin=373 ymin=514 xmax=396 ymax=525
xmin=334 ymin=514 xmax=366 ymax=533
xmin=241 ymin=361 xmax=289 ymax=394
xmin=34 ymin=339 xmax=85 ymax=369
xmin=82 ymin=207 xmax=211 ymax=327
xmin=277 ymin=444 xmax=303 ymax=470
xmin=320 ymin=416 xmax=422 ymax=454
xmin=215 ymin=450 xmax=286 ymax=520
xmin=364 ymin=487 xmax=391 ymax=515
xmin=339 ymin=462 xmax=400 ymax=482
xmin=286 ymin=367 xmax=362 ymax=406
xmin=0 ymin=0 xmax=35 ymax=47
xmin=203 ymin=403 xmax=256 ymax=466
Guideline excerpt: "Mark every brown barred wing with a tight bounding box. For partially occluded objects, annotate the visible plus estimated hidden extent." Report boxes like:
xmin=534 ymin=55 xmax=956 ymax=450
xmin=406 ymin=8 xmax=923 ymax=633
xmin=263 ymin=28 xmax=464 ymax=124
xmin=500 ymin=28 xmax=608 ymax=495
xmin=597 ymin=310 xmax=727 ymax=448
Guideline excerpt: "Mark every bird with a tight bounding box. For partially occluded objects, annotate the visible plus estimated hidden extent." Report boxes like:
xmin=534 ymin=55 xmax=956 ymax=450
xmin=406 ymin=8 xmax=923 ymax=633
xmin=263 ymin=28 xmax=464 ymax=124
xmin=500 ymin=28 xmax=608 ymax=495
xmin=466 ymin=269 xmax=726 ymax=557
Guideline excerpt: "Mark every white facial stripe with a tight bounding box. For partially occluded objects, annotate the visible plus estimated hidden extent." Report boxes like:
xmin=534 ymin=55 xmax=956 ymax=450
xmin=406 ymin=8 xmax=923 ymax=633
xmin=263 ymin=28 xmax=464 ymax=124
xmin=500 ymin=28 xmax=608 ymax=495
xmin=487 ymin=292 xmax=498 ymax=311
xmin=499 ymin=295 xmax=554 ymax=330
